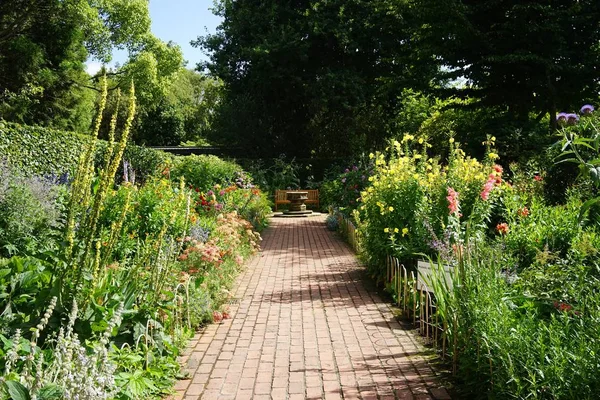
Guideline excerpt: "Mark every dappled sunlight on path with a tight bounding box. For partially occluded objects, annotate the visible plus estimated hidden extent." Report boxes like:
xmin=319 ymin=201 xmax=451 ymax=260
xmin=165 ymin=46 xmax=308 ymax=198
xmin=171 ymin=217 xmax=450 ymax=400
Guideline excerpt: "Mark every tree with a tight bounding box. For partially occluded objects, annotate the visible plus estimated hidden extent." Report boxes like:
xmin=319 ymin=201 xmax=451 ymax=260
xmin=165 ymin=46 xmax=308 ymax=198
xmin=413 ymin=0 xmax=600 ymax=131
xmin=195 ymin=0 xmax=437 ymax=158
xmin=0 ymin=0 xmax=184 ymax=135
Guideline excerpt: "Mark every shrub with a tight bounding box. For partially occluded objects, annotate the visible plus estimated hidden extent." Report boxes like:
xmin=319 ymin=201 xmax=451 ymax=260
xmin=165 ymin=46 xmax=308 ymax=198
xmin=0 ymin=121 xmax=171 ymax=181
xmin=357 ymin=136 xmax=501 ymax=278
xmin=0 ymin=163 xmax=64 ymax=257
xmin=320 ymin=162 xmax=373 ymax=216
xmin=428 ymin=243 xmax=600 ymax=399
xmin=325 ymin=214 xmax=339 ymax=231
xmin=169 ymin=154 xmax=243 ymax=192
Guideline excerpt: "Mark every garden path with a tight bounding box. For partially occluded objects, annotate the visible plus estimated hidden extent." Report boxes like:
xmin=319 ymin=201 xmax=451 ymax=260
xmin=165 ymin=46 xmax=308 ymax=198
xmin=172 ymin=216 xmax=451 ymax=400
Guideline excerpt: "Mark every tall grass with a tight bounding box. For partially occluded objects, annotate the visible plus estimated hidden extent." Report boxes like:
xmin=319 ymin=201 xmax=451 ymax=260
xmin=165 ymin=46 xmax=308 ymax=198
xmin=429 ymin=244 xmax=600 ymax=399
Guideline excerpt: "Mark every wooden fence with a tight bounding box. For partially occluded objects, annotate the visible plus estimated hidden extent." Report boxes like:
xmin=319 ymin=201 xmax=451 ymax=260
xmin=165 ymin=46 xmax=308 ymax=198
xmin=335 ymin=213 xmax=450 ymax=360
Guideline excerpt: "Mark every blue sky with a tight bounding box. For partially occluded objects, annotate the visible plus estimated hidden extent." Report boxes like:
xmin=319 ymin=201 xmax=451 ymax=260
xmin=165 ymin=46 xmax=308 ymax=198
xmin=86 ymin=0 xmax=222 ymax=74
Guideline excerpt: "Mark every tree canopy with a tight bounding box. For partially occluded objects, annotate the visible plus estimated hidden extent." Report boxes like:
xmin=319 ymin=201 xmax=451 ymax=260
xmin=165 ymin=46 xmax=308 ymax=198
xmin=196 ymin=0 xmax=600 ymax=159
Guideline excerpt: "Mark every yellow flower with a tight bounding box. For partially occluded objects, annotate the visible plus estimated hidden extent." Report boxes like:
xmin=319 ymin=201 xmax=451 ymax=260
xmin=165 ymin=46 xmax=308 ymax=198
xmin=384 ymin=228 xmax=390 ymax=233
xmin=488 ymin=152 xmax=499 ymax=160
xmin=418 ymin=138 xmax=424 ymax=144
xmin=449 ymin=138 xmax=455 ymax=144
xmin=394 ymin=228 xmax=399 ymax=233
xmin=388 ymin=206 xmax=394 ymax=212
xmin=413 ymin=173 xmax=420 ymax=180
xmin=402 ymin=228 xmax=409 ymax=237
xmin=369 ymin=153 xmax=375 ymax=159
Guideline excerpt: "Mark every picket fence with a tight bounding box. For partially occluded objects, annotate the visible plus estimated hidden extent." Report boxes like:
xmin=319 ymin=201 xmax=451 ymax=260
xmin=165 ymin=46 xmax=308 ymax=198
xmin=335 ymin=213 xmax=451 ymax=361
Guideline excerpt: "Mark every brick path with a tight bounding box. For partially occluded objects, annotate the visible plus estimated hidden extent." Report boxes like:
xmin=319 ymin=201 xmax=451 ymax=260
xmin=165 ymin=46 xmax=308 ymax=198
xmin=173 ymin=216 xmax=451 ymax=400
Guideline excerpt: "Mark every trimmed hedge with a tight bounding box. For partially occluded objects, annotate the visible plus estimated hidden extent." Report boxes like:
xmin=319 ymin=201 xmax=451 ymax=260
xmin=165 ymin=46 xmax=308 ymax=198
xmin=0 ymin=121 xmax=171 ymax=180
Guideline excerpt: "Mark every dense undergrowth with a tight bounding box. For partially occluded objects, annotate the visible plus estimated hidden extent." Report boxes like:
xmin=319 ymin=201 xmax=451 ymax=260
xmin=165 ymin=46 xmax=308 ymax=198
xmin=0 ymin=79 xmax=270 ymax=399
xmin=323 ymin=108 xmax=600 ymax=399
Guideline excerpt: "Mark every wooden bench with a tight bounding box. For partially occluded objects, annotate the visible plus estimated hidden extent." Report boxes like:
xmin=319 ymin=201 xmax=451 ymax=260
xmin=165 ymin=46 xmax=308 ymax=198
xmin=274 ymin=189 xmax=319 ymax=211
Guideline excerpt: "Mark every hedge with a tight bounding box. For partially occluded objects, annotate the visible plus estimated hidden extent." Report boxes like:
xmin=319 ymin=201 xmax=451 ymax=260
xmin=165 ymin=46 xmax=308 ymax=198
xmin=0 ymin=121 xmax=172 ymax=180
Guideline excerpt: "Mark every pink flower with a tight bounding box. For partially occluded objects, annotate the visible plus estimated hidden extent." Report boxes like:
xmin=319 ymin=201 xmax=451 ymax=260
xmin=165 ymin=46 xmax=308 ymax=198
xmin=235 ymin=255 xmax=244 ymax=265
xmin=480 ymin=177 xmax=495 ymax=201
xmin=446 ymin=187 xmax=460 ymax=215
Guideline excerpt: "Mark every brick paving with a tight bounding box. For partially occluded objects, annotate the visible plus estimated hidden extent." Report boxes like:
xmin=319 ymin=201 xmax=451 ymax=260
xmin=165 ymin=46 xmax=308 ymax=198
xmin=172 ymin=216 xmax=451 ymax=400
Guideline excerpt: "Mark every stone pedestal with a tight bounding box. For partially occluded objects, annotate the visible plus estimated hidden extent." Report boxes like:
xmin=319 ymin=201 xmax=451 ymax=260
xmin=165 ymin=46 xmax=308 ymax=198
xmin=287 ymin=191 xmax=308 ymax=212
xmin=282 ymin=191 xmax=313 ymax=216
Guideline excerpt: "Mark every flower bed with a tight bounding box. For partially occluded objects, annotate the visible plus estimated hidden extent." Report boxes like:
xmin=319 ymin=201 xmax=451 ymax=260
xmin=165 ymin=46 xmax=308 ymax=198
xmin=0 ymin=81 xmax=270 ymax=399
xmin=321 ymin=120 xmax=600 ymax=398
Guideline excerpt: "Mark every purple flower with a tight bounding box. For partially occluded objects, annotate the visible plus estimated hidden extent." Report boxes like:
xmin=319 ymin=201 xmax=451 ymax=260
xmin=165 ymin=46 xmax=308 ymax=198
xmin=566 ymin=113 xmax=580 ymax=125
xmin=344 ymin=168 xmax=350 ymax=173
xmin=556 ymin=112 xmax=568 ymax=124
xmin=581 ymin=104 xmax=595 ymax=115
xmin=219 ymin=190 xmax=226 ymax=196
xmin=215 ymin=203 xmax=223 ymax=210
xmin=353 ymin=166 xmax=358 ymax=171
xmin=207 ymin=190 xmax=214 ymax=196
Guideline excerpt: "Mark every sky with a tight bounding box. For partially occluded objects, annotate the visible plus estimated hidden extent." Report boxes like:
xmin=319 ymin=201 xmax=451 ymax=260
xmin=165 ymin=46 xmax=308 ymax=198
xmin=86 ymin=0 xmax=222 ymax=75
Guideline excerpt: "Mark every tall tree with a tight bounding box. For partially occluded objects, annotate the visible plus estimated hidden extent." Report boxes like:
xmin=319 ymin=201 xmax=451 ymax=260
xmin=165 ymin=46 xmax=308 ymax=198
xmin=196 ymin=0 xmax=436 ymax=158
xmin=0 ymin=0 xmax=184 ymax=135
xmin=413 ymin=0 xmax=600 ymax=130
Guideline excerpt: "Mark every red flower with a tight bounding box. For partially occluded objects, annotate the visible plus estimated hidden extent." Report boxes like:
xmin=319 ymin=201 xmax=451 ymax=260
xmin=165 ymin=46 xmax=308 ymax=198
xmin=518 ymin=207 xmax=530 ymax=217
xmin=496 ymin=223 xmax=509 ymax=235
xmin=553 ymin=301 xmax=573 ymax=313
xmin=534 ymin=175 xmax=543 ymax=182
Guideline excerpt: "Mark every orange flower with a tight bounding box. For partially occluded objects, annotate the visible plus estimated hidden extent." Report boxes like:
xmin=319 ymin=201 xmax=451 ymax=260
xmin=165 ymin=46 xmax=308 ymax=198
xmin=496 ymin=223 xmax=509 ymax=235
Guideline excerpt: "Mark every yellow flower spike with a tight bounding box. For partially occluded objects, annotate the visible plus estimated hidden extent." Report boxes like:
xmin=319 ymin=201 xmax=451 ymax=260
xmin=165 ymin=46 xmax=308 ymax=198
xmin=488 ymin=153 xmax=499 ymax=160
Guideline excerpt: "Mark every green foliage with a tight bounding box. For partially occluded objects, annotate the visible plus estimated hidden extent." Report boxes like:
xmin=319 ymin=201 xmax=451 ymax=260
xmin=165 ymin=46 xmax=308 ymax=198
xmin=244 ymin=156 xmax=301 ymax=194
xmin=0 ymin=0 xmax=168 ymax=132
xmin=0 ymin=121 xmax=171 ymax=180
xmin=414 ymin=0 xmax=600 ymax=128
xmin=319 ymin=162 xmax=373 ymax=216
xmin=428 ymin=243 xmax=600 ymax=399
xmin=358 ymin=137 xmax=500 ymax=278
xmin=169 ymin=154 xmax=243 ymax=193
xmin=0 ymin=164 xmax=64 ymax=257
xmin=501 ymin=190 xmax=583 ymax=270
xmin=196 ymin=0 xmax=436 ymax=158
xmin=325 ymin=215 xmax=339 ymax=232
